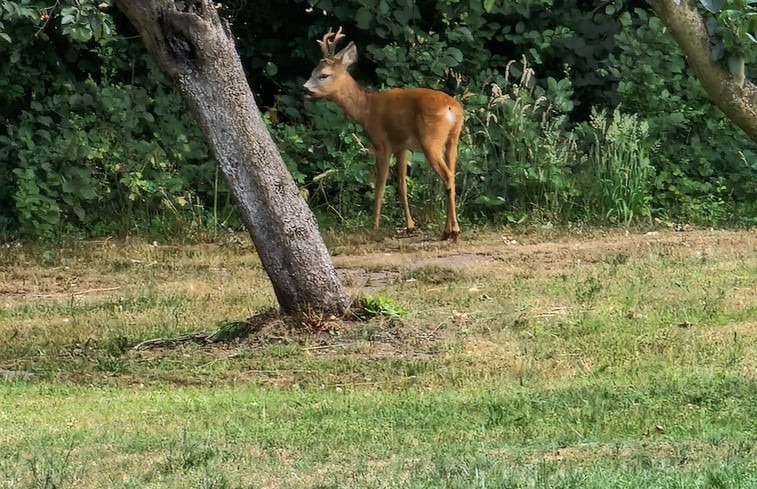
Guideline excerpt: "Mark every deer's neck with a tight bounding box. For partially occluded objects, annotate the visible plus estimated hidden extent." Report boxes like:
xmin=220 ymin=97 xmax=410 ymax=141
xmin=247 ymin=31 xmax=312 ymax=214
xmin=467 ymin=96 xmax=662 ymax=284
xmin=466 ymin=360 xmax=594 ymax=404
xmin=328 ymin=76 xmax=371 ymax=127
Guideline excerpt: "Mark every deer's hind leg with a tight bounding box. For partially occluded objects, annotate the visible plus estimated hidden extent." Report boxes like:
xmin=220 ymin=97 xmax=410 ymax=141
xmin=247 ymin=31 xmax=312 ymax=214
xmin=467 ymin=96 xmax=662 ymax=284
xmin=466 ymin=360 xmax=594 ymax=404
xmin=421 ymin=142 xmax=459 ymax=241
xmin=442 ymin=118 xmax=463 ymax=241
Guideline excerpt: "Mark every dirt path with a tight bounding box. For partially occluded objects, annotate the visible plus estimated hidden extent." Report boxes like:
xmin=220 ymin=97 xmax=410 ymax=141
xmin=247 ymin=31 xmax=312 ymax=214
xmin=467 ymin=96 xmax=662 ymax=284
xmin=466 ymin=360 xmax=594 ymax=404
xmin=0 ymin=228 xmax=754 ymax=301
xmin=332 ymin=227 xmax=755 ymax=289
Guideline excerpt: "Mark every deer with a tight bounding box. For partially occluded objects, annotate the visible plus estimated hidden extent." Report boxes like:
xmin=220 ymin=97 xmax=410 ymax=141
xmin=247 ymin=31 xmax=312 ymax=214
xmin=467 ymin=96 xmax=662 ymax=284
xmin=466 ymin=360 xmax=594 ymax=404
xmin=303 ymin=27 xmax=463 ymax=241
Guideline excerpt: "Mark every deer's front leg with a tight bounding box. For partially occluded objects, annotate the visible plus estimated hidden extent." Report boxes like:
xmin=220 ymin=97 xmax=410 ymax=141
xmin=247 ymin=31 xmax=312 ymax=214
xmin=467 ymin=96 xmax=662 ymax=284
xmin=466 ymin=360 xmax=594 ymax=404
xmin=395 ymin=150 xmax=415 ymax=233
xmin=372 ymin=148 xmax=391 ymax=229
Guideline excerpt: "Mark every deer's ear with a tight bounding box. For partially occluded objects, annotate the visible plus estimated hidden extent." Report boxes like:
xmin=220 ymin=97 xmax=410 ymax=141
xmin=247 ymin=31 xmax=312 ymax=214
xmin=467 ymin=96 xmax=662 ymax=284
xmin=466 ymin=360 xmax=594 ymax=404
xmin=335 ymin=41 xmax=358 ymax=67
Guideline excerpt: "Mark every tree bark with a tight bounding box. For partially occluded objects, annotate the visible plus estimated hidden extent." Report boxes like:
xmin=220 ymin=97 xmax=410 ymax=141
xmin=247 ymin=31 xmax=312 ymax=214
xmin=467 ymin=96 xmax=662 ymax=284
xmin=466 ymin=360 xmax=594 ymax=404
xmin=113 ymin=0 xmax=349 ymax=315
xmin=647 ymin=0 xmax=757 ymax=142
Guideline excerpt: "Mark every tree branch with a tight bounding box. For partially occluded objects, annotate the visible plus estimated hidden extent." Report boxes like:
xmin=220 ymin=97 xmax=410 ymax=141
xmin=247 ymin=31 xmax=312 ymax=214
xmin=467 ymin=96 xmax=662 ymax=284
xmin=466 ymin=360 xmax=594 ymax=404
xmin=647 ymin=0 xmax=757 ymax=141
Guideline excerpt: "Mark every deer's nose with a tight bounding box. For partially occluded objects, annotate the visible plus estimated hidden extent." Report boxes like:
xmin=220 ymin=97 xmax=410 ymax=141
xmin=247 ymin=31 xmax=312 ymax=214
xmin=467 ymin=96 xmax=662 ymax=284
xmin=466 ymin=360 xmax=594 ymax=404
xmin=302 ymin=85 xmax=315 ymax=97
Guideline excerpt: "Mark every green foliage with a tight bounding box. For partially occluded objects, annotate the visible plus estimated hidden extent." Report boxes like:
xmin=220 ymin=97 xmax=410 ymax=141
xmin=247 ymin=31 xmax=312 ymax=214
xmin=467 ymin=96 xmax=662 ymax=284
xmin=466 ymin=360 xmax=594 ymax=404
xmin=699 ymin=0 xmax=757 ymax=79
xmin=268 ymin=105 xmax=376 ymax=229
xmin=0 ymin=0 xmax=115 ymax=44
xmin=607 ymin=8 xmax=757 ymax=224
xmin=0 ymin=0 xmax=40 ymax=44
xmin=1 ymin=0 xmax=755 ymax=240
xmin=0 ymin=1 xmax=235 ymax=239
xmin=462 ymin=58 xmax=580 ymax=223
xmin=1 ymin=76 xmax=223 ymax=238
xmin=579 ymin=107 xmax=655 ymax=225
xmin=59 ymin=0 xmax=114 ymax=43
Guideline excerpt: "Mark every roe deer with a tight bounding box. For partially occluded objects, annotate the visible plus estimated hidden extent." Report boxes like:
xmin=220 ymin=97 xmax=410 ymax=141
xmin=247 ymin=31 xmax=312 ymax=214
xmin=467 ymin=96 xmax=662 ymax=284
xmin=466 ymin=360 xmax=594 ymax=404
xmin=303 ymin=27 xmax=463 ymax=240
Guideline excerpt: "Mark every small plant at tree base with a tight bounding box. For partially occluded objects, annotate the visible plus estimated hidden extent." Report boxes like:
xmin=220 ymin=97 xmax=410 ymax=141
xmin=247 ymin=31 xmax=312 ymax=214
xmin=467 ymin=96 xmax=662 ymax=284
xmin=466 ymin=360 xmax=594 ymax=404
xmin=356 ymin=294 xmax=408 ymax=319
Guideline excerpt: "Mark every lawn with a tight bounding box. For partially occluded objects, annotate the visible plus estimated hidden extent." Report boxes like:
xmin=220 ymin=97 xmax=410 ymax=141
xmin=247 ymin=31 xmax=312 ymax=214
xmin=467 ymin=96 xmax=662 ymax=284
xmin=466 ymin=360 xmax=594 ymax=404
xmin=1 ymin=227 xmax=755 ymax=488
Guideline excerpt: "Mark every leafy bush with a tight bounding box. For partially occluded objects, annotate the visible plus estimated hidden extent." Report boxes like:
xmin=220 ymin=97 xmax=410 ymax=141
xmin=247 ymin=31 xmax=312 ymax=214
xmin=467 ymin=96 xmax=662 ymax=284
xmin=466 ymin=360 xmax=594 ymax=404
xmin=356 ymin=294 xmax=408 ymax=319
xmin=461 ymin=58 xmax=579 ymax=224
xmin=605 ymin=8 xmax=757 ymax=224
xmin=0 ymin=76 xmax=227 ymax=239
xmin=0 ymin=1 xmax=236 ymax=239
xmin=1 ymin=0 xmax=755 ymax=240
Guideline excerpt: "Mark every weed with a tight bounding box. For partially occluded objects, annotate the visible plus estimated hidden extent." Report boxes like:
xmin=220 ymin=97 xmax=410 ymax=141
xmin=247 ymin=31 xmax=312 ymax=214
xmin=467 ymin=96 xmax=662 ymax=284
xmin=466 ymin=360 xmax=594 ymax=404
xmin=356 ymin=294 xmax=408 ymax=319
xmin=161 ymin=430 xmax=216 ymax=475
xmin=262 ymin=343 xmax=300 ymax=358
xmin=105 ymin=335 xmax=130 ymax=355
xmin=358 ymin=323 xmax=381 ymax=342
xmin=21 ymin=445 xmax=76 ymax=489
xmin=580 ymin=107 xmax=655 ymax=225
xmin=95 ymin=355 xmax=130 ymax=374
xmin=208 ymin=320 xmax=254 ymax=342
xmin=575 ymin=276 xmax=603 ymax=304
xmin=701 ymin=283 xmax=727 ymax=320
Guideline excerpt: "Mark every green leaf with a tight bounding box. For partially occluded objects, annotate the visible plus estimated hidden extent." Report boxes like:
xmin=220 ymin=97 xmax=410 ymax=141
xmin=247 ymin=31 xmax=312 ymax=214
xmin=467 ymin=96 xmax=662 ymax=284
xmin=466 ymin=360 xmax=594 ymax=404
xmin=355 ymin=7 xmax=372 ymax=30
xmin=393 ymin=5 xmax=412 ymax=25
xmin=62 ymin=180 xmax=76 ymax=194
xmin=474 ymin=194 xmax=505 ymax=207
xmin=726 ymin=55 xmax=744 ymax=77
xmin=447 ymin=47 xmax=463 ymax=63
xmin=699 ymin=0 xmax=725 ymax=13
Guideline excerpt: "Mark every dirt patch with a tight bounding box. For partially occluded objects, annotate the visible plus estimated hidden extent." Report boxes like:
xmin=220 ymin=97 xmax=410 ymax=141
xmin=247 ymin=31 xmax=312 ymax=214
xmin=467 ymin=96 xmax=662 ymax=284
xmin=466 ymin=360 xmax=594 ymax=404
xmin=129 ymin=308 xmax=440 ymax=363
xmin=2 ymin=228 xmax=751 ymax=302
xmin=335 ymin=228 xmax=756 ymax=282
xmin=339 ymin=267 xmax=401 ymax=290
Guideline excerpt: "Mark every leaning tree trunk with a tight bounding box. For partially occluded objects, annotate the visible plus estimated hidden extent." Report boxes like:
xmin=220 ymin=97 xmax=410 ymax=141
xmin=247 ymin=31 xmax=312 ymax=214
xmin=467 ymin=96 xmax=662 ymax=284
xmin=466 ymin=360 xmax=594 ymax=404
xmin=648 ymin=0 xmax=757 ymax=142
xmin=113 ymin=0 xmax=349 ymax=315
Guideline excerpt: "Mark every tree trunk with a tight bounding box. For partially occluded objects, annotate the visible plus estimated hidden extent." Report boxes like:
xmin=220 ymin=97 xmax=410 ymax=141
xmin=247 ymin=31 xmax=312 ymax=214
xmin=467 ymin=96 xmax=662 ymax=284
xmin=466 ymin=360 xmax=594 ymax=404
xmin=648 ymin=0 xmax=757 ymax=142
xmin=113 ymin=0 xmax=349 ymax=315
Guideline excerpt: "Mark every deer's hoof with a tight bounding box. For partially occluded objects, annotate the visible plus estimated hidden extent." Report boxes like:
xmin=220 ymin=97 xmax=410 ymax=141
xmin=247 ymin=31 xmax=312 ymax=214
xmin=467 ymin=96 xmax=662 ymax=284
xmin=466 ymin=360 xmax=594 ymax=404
xmin=442 ymin=230 xmax=460 ymax=242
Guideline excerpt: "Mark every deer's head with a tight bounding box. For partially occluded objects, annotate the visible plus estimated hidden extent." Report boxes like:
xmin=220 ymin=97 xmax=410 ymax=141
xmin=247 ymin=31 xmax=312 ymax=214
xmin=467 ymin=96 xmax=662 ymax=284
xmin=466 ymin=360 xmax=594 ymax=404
xmin=303 ymin=27 xmax=358 ymax=99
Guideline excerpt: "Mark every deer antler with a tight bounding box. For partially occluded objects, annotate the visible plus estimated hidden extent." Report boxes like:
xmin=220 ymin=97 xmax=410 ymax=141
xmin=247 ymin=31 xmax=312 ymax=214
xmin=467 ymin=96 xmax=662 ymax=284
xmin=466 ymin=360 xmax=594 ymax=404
xmin=317 ymin=27 xmax=346 ymax=59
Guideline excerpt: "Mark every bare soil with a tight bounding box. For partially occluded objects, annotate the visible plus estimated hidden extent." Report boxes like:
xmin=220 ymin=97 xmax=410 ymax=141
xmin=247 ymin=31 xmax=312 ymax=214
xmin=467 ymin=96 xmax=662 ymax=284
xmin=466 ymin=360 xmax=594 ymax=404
xmin=1 ymin=227 xmax=753 ymax=314
xmin=331 ymin=227 xmax=754 ymax=287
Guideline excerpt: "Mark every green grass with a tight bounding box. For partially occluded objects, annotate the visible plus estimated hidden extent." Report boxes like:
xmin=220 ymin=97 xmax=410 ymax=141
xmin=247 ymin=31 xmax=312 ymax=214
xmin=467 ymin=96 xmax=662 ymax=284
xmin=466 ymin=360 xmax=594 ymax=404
xmin=2 ymin=378 xmax=754 ymax=488
xmin=0 ymin=228 xmax=755 ymax=487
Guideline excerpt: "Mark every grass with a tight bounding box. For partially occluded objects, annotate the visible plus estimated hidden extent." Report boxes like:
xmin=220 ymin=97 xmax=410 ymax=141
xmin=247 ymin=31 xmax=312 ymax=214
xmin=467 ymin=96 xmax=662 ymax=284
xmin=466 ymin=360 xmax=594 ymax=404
xmin=0 ymin=227 xmax=755 ymax=488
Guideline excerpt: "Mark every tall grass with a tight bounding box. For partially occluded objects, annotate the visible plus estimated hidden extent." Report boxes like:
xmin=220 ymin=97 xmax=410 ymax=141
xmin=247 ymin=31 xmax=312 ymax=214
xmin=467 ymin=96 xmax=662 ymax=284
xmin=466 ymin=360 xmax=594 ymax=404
xmin=459 ymin=58 xmax=658 ymax=226
xmin=461 ymin=58 xmax=579 ymax=223
xmin=581 ymin=107 xmax=655 ymax=225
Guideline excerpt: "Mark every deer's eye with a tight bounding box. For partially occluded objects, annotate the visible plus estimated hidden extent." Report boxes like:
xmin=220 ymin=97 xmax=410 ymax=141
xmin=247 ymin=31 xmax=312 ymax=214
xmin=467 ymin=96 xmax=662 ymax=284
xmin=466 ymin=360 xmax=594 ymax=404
xmin=318 ymin=73 xmax=331 ymax=80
